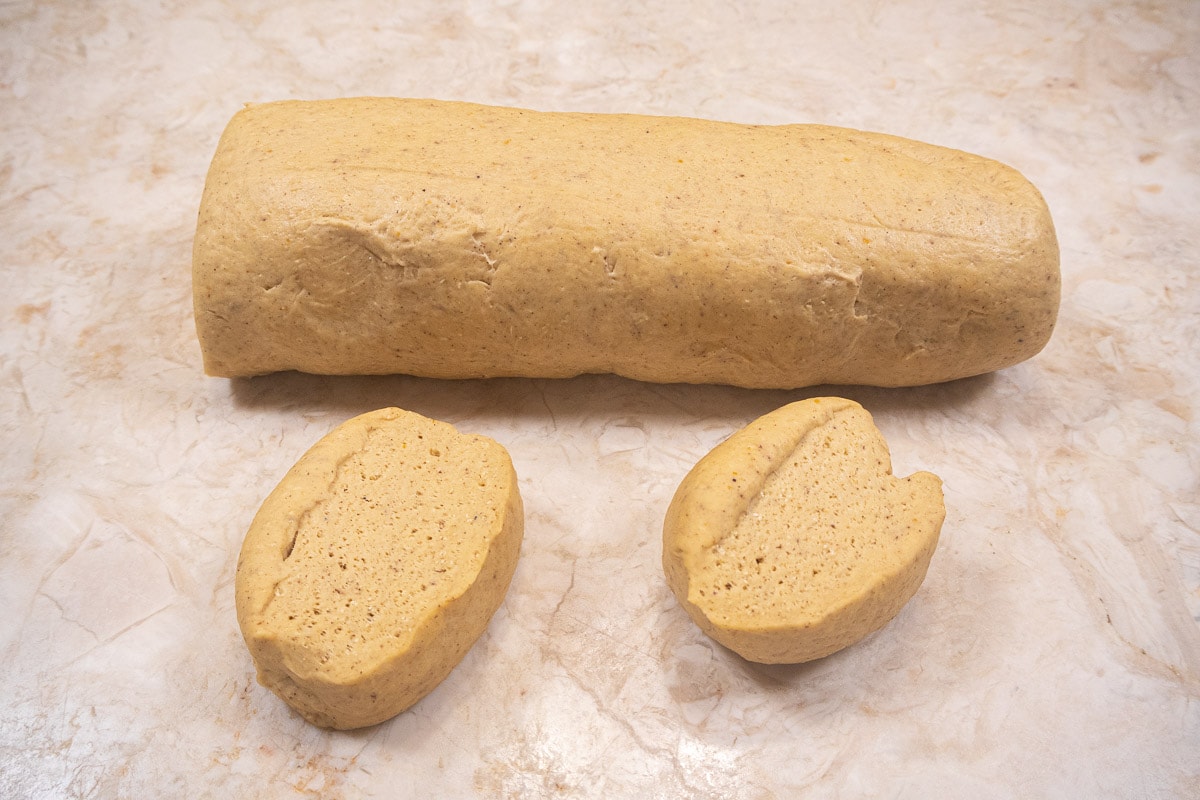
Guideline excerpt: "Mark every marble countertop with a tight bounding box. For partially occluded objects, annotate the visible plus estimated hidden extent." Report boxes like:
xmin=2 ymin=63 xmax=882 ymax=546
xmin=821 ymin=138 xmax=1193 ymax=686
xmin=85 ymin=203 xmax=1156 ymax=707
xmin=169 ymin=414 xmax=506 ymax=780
xmin=2 ymin=1 xmax=1197 ymax=797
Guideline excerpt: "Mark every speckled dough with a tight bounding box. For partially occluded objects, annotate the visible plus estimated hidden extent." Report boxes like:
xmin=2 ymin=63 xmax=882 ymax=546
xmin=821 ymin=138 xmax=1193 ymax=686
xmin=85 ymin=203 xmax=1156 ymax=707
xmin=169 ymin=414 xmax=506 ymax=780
xmin=234 ymin=408 xmax=523 ymax=729
xmin=662 ymin=398 xmax=945 ymax=664
xmin=192 ymin=98 xmax=1060 ymax=388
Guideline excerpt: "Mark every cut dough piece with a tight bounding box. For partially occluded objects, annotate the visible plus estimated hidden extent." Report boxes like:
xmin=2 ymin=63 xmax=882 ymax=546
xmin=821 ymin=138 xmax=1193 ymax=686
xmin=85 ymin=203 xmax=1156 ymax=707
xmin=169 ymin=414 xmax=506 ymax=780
xmin=662 ymin=398 xmax=944 ymax=664
xmin=235 ymin=408 xmax=523 ymax=729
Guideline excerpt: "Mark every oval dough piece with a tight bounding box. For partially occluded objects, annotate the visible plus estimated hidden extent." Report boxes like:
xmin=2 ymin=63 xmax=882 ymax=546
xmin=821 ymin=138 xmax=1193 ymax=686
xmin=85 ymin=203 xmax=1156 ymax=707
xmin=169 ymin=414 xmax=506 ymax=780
xmin=662 ymin=397 xmax=944 ymax=664
xmin=193 ymin=97 xmax=1059 ymax=388
xmin=235 ymin=407 xmax=523 ymax=729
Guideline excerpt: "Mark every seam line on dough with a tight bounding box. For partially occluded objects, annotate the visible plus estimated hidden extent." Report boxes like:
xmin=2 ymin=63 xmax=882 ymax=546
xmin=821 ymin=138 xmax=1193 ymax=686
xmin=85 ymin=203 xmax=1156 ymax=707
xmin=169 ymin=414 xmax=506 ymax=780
xmin=711 ymin=405 xmax=853 ymax=553
xmin=261 ymin=436 xmax=373 ymax=614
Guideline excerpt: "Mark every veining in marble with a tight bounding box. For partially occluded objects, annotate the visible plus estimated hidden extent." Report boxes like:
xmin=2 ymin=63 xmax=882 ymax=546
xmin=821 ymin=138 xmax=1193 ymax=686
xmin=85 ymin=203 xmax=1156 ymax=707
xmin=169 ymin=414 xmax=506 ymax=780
xmin=1 ymin=1 xmax=1198 ymax=798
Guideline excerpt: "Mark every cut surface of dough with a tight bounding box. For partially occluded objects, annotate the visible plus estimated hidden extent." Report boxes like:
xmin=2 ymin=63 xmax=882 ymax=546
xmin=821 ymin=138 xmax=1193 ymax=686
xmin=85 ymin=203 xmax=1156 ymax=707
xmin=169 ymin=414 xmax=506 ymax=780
xmin=663 ymin=397 xmax=944 ymax=664
xmin=235 ymin=407 xmax=523 ymax=729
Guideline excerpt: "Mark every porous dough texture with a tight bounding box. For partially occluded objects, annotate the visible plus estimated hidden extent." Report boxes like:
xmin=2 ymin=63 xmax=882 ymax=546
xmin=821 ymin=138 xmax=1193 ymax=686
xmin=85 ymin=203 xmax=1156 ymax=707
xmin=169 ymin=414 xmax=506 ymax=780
xmin=234 ymin=407 xmax=523 ymax=730
xmin=193 ymin=97 xmax=1060 ymax=388
xmin=662 ymin=397 xmax=945 ymax=664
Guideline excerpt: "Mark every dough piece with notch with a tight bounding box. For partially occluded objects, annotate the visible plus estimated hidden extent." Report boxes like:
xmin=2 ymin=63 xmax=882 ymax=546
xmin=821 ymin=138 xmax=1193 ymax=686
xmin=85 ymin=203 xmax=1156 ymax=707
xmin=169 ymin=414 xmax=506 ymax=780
xmin=235 ymin=407 xmax=523 ymax=729
xmin=662 ymin=397 xmax=944 ymax=664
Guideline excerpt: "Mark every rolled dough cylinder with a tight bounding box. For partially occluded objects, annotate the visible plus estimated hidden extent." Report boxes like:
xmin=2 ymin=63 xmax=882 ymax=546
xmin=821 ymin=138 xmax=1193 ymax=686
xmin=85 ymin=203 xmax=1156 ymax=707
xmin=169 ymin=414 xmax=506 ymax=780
xmin=192 ymin=98 xmax=1059 ymax=388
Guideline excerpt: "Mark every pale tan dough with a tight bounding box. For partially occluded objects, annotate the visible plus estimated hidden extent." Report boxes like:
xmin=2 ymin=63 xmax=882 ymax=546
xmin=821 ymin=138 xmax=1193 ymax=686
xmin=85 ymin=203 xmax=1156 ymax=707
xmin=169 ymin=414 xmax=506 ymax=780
xmin=234 ymin=407 xmax=523 ymax=729
xmin=192 ymin=98 xmax=1059 ymax=388
xmin=662 ymin=397 xmax=945 ymax=664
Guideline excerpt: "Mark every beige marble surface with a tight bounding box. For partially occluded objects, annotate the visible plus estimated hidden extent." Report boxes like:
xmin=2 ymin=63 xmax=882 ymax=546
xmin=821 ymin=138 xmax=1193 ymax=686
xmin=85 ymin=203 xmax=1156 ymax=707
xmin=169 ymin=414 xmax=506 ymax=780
xmin=2 ymin=0 xmax=1198 ymax=797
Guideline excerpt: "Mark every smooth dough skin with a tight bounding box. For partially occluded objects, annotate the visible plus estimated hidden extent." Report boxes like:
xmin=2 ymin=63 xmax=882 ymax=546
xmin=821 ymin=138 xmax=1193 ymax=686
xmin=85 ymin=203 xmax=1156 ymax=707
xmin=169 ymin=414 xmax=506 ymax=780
xmin=193 ymin=97 xmax=1060 ymax=388
xmin=662 ymin=398 xmax=945 ymax=664
xmin=234 ymin=408 xmax=523 ymax=729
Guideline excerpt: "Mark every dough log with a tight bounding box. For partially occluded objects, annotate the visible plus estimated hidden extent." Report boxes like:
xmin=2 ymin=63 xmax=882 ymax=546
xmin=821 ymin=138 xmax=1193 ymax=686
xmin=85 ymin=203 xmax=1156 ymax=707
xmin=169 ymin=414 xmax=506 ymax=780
xmin=193 ymin=98 xmax=1060 ymax=388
